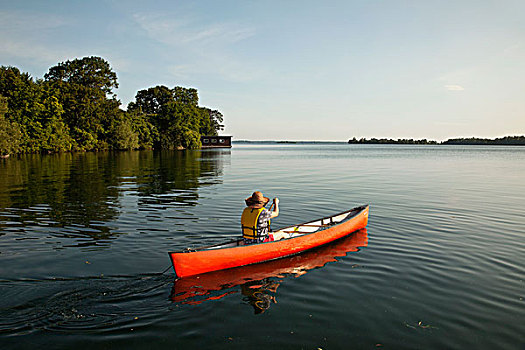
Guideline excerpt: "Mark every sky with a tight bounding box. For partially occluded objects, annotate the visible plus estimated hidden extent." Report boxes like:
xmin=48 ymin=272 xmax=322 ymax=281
xmin=1 ymin=0 xmax=524 ymax=141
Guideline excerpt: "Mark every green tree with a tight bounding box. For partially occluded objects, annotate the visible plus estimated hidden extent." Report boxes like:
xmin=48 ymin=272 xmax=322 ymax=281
xmin=44 ymin=56 xmax=118 ymax=96
xmin=199 ymin=107 xmax=224 ymax=136
xmin=157 ymin=101 xmax=202 ymax=149
xmin=126 ymin=109 xmax=157 ymax=149
xmin=173 ymin=86 xmax=199 ymax=106
xmin=44 ymin=57 xmax=121 ymax=150
xmin=1 ymin=58 xmax=225 ymax=154
xmin=127 ymin=85 xmax=223 ymax=149
xmin=0 ymin=95 xmax=22 ymax=155
xmin=38 ymin=95 xmax=74 ymax=152
xmin=109 ymin=112 xmax=140 ymax=150
xmin=127 ymin=85 xmax=173 ymax=115
xmin=179 ymin=127 xmax=202 ymax=149
xmin=0 ymin=66 xmax=48 ymax=152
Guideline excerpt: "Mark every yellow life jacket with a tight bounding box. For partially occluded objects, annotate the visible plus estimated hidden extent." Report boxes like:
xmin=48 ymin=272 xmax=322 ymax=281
xmin=241 ymin=207 xmax=270 ymax=240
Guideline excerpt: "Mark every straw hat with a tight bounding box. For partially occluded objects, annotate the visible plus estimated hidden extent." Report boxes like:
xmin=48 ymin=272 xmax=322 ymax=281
xmin=245 ymin=191 xmax=270 ymax=208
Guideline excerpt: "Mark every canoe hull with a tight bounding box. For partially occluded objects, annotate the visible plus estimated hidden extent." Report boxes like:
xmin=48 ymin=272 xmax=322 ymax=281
xmin=171 ymin=229 xmax=368 ymax=304
xmin=169 ymin=205 xmax=369 ymax=278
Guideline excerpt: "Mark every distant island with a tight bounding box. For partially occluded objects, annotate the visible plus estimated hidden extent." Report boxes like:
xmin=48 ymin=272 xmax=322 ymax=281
xmin=348 ymin=136 xmax=525 ymax=145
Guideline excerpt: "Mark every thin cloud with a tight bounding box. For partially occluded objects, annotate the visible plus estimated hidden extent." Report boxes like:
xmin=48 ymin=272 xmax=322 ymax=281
xmin=0 ymin=10 xmax=67 ymax=32
xmin=0 ymin=39 xmax=69 ymax=63
xmin=133 ymin=12 xmax=261 ymax=83
xmin=0 ymin=9 xmax=132 ymax=75
xmin=133 ymin=13 xmax=255 ymax=47
xmin=444 ymin=85 xmax=465 ymax=91
xmin=168 ymin=64 xmax=194 ymax=79
xmin=168 ymin=54 xmax=266 ymax=83
xmin=0 ymin=10 xmax=73 ymax=64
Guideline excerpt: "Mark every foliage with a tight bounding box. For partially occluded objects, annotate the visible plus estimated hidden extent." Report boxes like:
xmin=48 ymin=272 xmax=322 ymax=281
xmin=36 ymin=95 xmax=74 ymax=152
xmin=348 ymin=136 xmax=525 ymax=145
xmin=0 ymin=66 xmax=47 ymax=152
xmin=128 ymin=85 xmax=221 ymax=150
xmin=199 ymin=108 xmax=224 ymax=136
xmin=0 ymin=95 xmax=6 ymax=116
xmin=442 ymin=136 xmax=525 ymax=145
xmin=0 ymin=95 xmax=22 ymax=155
xmin=173 ymin=86 xmax=199 ymax=106
xmin=44 ymin=56 xmax=118 ymax=96
xmin=110 ymin=113 xmax=140 ymax=150
xmin=125 ymin=109 xmax=157 ymax=149
xmin=0 ymin=56 xmax=224 ymax=154
xmin=157 ymin=100 xmax=202 ymax=149
xmin=348 ymin=137 xmax=438 ymax=144
xmin=127 ymin=85 xmax=172 ymax=115
xmin=43 ymin=60 xmax=121 ymax=151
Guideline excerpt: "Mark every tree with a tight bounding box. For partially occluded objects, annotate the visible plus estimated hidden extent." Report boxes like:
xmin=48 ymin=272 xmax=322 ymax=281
xmin=125 ymin=109 xmax=157 ymax=149
xmin=0 ymin=95 xmax=21 ymax=155
xmin=173 ymin=86 xmax=198 ymax=106
xmin=127 ymin=85 xmax=220 ymax=149
xmin=128 ymin=85 xmax=224 ymax=149
xmin=111 ymin=118 xmax=139 ymax=150
xmin=0 ymin=66 xmax=62 ymax=152
xmin=157 ymin=101 xmax=202 ymax=149
xmin=0 ymin=96 xmax=6 ymax=117
xmin=0 ymin=58 xmax=225 ymax=153
xmin=199 ymin=108 xmax=224 ymax=136
xmin=127 ymin=85 xmax=199 ymax=113
xmin=44 ymin=56 xmax=118 ymax=96
xmin=127 ymin=85 xmax=173 ymax=115
xmin=44 ymin=57 xmax=122 ymax=150
xmin=37 ymin=95 xmax=74 ymax=152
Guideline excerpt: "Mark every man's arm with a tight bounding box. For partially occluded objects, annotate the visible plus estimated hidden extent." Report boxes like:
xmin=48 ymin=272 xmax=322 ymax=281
xmin=270 ymin=198 xmax=279 ymax=218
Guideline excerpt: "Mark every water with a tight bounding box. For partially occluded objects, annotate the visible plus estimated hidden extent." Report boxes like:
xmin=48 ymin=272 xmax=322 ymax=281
xmin=0 ymin=144 xmax=524 ymax=349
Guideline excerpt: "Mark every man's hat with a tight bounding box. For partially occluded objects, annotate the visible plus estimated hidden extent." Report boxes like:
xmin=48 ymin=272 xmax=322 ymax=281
xmin=245 ymin=191 xmax=270 ymax=209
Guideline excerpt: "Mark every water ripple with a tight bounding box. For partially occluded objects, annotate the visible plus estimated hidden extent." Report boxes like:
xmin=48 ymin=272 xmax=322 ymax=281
xmin=1 ymin=146 xmax=524 ymax=349
xmin=0 ymin=274 xmax=173 ymax=335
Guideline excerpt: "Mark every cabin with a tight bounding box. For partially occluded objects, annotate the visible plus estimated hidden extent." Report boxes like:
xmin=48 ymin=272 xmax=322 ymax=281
xmin=201 ymin=135 xmax=232 ymax=148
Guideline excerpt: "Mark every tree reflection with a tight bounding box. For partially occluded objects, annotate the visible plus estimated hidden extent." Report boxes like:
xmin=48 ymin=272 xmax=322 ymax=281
xmin=170 ymin=229 xmax=368 ymax=313
xmin=0 ymin=153 xmax=120 ymax=237
xmin=0 ymin=149 xmax=225 ymax=244
xmin=133 ymin=149 xmax=225 ymax=208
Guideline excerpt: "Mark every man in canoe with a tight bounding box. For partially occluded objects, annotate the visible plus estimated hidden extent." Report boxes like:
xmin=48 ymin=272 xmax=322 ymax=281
xmin=241 ymin=191 xmax=280 ymax=244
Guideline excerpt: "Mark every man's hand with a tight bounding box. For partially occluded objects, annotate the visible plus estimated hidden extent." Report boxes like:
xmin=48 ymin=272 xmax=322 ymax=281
xmin=270 ymin=198 xmax=280 ymax=218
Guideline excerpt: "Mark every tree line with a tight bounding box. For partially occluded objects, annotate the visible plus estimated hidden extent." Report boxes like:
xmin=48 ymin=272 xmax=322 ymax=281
xmin=441 ymin=136 xmax=525 ymax=145
xmin=0 ymin=56 xmax=224 ymax=156
xmin=348 ymin=138 xmax=438 ymax=145
xmin=348 ymin=136 xmax=525 ymax=145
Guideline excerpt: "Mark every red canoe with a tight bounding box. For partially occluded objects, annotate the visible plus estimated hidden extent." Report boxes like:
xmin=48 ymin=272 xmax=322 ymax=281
xmin=171 ymin=228 xmax=369 ymax=305
xmin=169 ymin=204 xmax=369 ymax=278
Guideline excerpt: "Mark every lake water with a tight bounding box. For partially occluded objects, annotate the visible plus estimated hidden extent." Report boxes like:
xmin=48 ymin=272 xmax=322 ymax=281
xmin=0 ymin=144 xmax=524 ymax=349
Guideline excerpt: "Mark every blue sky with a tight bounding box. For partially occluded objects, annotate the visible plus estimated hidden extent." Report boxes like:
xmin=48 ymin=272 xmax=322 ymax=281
xmin=1 ymin=0 xmax=524 ymax=141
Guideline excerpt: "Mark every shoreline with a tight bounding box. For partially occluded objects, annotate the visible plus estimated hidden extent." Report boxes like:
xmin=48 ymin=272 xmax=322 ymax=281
xmin=2 ymin=140 xmax=525 ymax=158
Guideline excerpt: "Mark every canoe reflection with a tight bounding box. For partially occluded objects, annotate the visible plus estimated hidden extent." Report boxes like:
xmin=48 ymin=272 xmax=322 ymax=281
xmin=171 ymin=229 xmax=368 ymax=313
